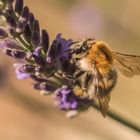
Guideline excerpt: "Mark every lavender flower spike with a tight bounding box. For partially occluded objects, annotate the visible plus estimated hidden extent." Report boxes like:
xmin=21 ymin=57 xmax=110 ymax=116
xmin=0 ymin=0 xmax=96 ymax=118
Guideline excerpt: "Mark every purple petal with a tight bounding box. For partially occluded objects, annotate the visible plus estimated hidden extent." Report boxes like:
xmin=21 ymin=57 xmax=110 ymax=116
xmin=13 ymin=63 xmax=30 ymax=80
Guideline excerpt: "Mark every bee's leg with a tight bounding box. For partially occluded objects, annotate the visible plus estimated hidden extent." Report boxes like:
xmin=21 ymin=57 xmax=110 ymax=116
xmin=75 ymin=70 xmax=85 ymax=78
xmin=65 ymin=70 xmax=85 ymax=84
xmin=54 ymin=71 xmax=66 ymax=79
xmin=84 ymin=72 xmax=93 ymax=88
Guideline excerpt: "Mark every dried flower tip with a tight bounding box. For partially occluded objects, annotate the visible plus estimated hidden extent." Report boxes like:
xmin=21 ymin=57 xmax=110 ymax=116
xmin=41 ymin=29 xmax=49 ymax=53
xmin=15 ymin=0 xmax=24 ymax=16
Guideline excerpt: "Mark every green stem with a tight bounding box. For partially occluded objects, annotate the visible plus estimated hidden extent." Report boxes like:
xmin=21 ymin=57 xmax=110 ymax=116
xmin=92 ymin=104 xmax=140 ymax=133
xmin=15 ymin=36 xmax=31 ymax=51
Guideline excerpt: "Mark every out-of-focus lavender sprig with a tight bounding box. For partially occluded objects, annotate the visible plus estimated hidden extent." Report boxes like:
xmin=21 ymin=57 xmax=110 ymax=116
xmin=0 ymin=0 xmax=94 ymax=118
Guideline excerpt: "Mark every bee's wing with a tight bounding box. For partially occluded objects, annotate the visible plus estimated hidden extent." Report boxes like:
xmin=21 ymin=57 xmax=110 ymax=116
xmin=98 ymin=93 xmax=111 ymax=117
xmin=113 ymin=52 xmax=140 ymax=77
xmin=93 ymin=65 xmax=111 ymax=117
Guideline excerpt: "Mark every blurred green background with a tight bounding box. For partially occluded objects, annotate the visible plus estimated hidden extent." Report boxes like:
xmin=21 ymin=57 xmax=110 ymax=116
xmin=0 ymin=0 xmax=140 ymax=139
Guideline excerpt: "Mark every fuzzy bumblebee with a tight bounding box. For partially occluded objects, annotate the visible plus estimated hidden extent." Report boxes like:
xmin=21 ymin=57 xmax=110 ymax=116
xmin=69 ymin=38 xmax=140 ymax=117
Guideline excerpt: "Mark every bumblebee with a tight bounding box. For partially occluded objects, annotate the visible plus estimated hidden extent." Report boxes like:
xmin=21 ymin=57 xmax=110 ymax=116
xmin=69 ymin=38 xmax=140 ymax=117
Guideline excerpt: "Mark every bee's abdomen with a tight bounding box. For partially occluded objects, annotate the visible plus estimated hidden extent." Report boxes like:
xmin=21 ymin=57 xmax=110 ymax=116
xmin=87 ymin=68 xmax=117 ymax=99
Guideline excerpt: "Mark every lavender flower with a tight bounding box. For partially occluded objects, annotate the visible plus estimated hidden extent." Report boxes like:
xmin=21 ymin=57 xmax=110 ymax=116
xmin=0 ymin=38 xmax=26 ymax=59
xmin=54 ymin=86 xmax=78 ymax=110
xmin=47 ymin=33 xmax=72 ymax=63
xmin=54 ymin=86 xmax=93 ymax=111
xmin=13 ymin=63 xmax=30 ymax=80
xmin=2 ymin=48 xmax=26 ymax=59
xmin=0 ymin=0 xmax=96 ymax=118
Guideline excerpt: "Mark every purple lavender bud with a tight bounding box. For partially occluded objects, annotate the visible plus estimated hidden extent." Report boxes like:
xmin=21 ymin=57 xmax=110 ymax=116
xmin=1 ymin=38 xmax=21 ymax=49
xmin=32 ymin=48 xmax=46 ymax=65
xmin=1 ymin=38 xmax=26 ymax=59
xmin=22 ymin=24 xmax=31 ymax=43
xmin=13 ymin=63 xmax=30 ymax=80
xmin=15 ymin=0 xmax=23 ymax=16
xmin=54 ymin=86 xmax=78 ymax=110
xmin=7 ymin=16 xmax=16 ymax=34
xmin=5 ymin=0 xmax=14 ymax=13
xmin=34 ymin=82 xmax=55 ymax=92
xmin=32 ymin=20 xmax=40 ymax=33
xmin=3 ymin=48 xmax=26 ymax=59
xmin=41 ymin=29 xmax=49 ymax=53
xmin=31 ymin=31 xmax=40 ymax=47
xmin=16 ymin=6 xmax=29 ymax=33
xmin=18 ymin=64 xmax=35 ymax=73
xmin=29 ymin=13 xmax=35 ymax=30
xmin=31 ymin=20 xmax=40 ymax=47
xmin=33 ymin=47 xmax=41 ymax=56
xmin=33 ymin=54 xmax=46 ymax=66
xmin=31 ymin=75 xmax=49 ymax=83
xmin=19 ymin=6 xmax=29 ymax=23
xmin=0 ymin=28 xmax=8 ymax=38
xmin=46 ymin=34 xmax=72 ymax=65
xmin=46 ymin=40 xmax=60 ymax=64
xmin=55 ymin=33 xmax=72 ymax=59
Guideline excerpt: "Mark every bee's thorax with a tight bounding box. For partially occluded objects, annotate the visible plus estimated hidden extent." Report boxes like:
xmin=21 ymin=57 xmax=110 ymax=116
xmin=78 ymin=41 xmax=114 ymax=74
